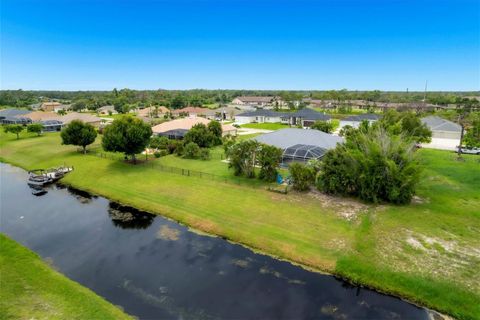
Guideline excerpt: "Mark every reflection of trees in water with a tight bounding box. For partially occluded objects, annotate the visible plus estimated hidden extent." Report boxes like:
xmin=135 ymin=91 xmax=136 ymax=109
xmin=108 ymin=202 xmax=155 ymax=229
xmin=63 ymin=185 xmax=97 ymax=204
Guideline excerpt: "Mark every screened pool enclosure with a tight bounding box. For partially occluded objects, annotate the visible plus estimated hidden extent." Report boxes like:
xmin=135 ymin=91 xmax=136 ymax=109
xmin=282 ymin=144 xmax=328 ymax=164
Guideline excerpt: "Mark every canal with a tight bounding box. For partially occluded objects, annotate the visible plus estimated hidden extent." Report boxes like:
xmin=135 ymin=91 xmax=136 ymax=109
xmin=0 ymin=163 xmax=431 ymax=319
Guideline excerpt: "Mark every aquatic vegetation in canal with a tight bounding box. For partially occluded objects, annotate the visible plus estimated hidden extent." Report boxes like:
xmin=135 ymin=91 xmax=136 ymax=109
xmin=156 ymin=225 xmax=181 ymax=241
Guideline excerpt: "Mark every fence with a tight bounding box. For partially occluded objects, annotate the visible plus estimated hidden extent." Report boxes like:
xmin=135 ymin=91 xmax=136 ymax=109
xmin=91 ymin=152 xmax=267 ymax=189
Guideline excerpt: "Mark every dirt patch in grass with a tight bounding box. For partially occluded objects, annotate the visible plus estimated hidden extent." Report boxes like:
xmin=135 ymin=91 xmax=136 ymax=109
xmin=378 ymin=230 xmax=480 ymax=294
xmin=306 ymin=189 xmax=369 ymax=221
xmin=156 ymin=225 xmax=180 ymax=241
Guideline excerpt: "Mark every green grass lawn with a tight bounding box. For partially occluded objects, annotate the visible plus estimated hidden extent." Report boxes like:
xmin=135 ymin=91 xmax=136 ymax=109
xmin=240 ymin=122 xmax=289 ymax=130
xmin=1 ymin=130 xmax=479 ymax=319
xmin=0 ymin=234 xmax=132 ymax=320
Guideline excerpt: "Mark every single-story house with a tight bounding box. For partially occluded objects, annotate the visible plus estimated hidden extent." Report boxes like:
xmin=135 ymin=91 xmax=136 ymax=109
xmin=288 ymin=108 xmax=330 ymax=127
xmin=231 ymin=96 xmax=285 ymax=108
xmin=23 ymin=111 xmax=61 ymax=122
xmin=254 ymin=128 xmax=343 ymax=163
xmin=421 ymin=116 xmax=462 ymax=140
xmin=0 ymin=109 xmax=33 ymax=125
xmin=137 ymin=106 xmax=169 ymax=118
xmin=339 ymin=113 xmax=381 ymax=129
xmin=40 ymin=102 xmax=70 ymax=112
xmin=419 ymin=116 xmax=462 ymax=151
xmin=171 ymin=107 xmax=210 ymax=118
xmin=236 ymin=108 xmax=330 ymax=127
xmin=59 ymin=112 xmax=102 ymax=127
xmin=98 ymin=105 xmax=118 ymax=115
xmin=205 ymin=106 xmax=244 ymax=121
xmin=235 ymin=109 xmax=285 ymax=124
xmin=152 ymin=117 xmax=237 ymax=139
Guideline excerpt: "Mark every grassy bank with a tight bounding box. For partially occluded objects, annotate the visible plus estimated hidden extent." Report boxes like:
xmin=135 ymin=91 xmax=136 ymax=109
xmin=1 ymin=131 xmax=479 ymax=319
xmin=0 ymin=234 xmax=132 ymax=319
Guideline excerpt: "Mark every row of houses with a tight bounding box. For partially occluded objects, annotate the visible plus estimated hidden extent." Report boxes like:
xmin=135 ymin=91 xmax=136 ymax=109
xmin=151 ymin=117 xmax=237 ymax=139
xmin=250 ymin=115 xmax=463 ymax=164
xmin=0 ymin=109 xmax=102 ymax=131
xmin=230 ymin=96 xmax=449 ymax=112
xmin=303 ymin=98 xmax=447 ymax=111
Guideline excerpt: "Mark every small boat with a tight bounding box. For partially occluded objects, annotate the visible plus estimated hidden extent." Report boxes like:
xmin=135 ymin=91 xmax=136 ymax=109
xmin=27 ymin=166 xmax=74 ymax=187
xmin=31 ymin=188 xmax=48 ymax=196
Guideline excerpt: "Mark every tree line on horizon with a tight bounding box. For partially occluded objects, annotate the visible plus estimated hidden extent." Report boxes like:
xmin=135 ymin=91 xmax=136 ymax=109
xmin=1 ymin=88 xmax=478 ymax=112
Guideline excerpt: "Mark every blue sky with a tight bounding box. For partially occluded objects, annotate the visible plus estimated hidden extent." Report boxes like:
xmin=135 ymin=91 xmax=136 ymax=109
xmin=1 ymin=0 xmax=479 ymax=91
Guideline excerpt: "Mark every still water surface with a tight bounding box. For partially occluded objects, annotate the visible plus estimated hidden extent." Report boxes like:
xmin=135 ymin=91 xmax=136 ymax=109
xmin=0 ymin=163 xmax=430 ymax=319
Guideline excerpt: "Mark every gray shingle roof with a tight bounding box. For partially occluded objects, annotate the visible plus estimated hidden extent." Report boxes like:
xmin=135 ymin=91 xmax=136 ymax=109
xmin=254 ymin=128 xmax=344 ymax=150
xmin=237 ymin=109 xmax=286 ymax=117
xmin=292 ymin=108 xmax=330 ymax=120
xmin=0 ymin=108 xmax=31 ymax=117
xmin=421 ymin=116 xmax=461 ymax=132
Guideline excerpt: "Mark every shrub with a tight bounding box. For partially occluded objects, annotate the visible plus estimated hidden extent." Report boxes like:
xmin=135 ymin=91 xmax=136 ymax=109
xmin=183 ymin=142 xmax=201 ymax=159
xmin=317 ymin=127 xmax=421 ymax=204
xmin=199 ymin=148 xmax=210 ymax=160
xmin=311 ymin=120 xmax=334 ymax=133
xmin=27 ymin=123 xmax=43 ymax=136
xmin=174 ymin=141 xmax=185 ymax=156
xmin=289 ymin=163 xmax=314 ymax=191
xmin=166 ymin=139 xmax=180 ymax=154
xmin=150 ymin=136 xmax=169 ymax=150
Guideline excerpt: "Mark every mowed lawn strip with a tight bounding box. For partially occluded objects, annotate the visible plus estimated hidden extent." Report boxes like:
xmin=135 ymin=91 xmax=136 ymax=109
xmin=0 ymin=234 xmax=132 ymax=320
xmin=1 ymin=131 xmax=479 ymax=319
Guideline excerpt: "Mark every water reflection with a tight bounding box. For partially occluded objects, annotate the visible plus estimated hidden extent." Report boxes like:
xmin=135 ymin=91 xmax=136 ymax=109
xmin=60 ymin=184 xmax=97 ymax=204
xmin=0 ymin=163 xmax=432 ymax=320
xmin=108 ymin=202 xmax=155 ymax=229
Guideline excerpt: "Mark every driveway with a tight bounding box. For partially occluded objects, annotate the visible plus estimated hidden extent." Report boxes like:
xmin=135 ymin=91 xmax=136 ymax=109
xmin=237 ymin=128 xmax=273 ymax=135
xmin=421 ymin=138 xmax=459 ymax=151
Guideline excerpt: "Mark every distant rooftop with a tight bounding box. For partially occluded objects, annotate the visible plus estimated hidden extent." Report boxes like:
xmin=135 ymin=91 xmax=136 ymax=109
xmin=421 ymin=116 xmax=461 ymax=132
xmin=0 ymin=108 xmax=31 ymax=117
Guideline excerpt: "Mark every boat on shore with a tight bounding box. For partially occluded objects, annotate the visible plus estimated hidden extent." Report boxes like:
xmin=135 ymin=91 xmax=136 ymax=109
xmin=27 ymin=166 xmax=73 ymax=187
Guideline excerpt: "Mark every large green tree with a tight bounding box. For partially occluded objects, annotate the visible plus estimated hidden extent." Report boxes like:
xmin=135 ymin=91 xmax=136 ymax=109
xmin=378 ymin=110 xmax=432 ymax=143
xmin=227 ymin=140 xmax=260 ymax=178
xmin=257 ymin=144 xmax=283 ymax=182
xmin=3 ymin=124 xmax=24 ymax=139
xmin=463 ymin=113 xmax=480 ymax=147
xmin=102 ymin=116 xmax=152 ymax=163
xmin=61 ymin=120 xmax=97 ymax=154
xmin=184 ymin=123 xmax=214 ymax=148
xmin=207 ymin=120 xmax=223 ymax=145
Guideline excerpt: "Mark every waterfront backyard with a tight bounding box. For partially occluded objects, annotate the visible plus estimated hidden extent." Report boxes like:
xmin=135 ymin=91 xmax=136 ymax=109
xmin=1 ymin=131 xmax=479 ymax=319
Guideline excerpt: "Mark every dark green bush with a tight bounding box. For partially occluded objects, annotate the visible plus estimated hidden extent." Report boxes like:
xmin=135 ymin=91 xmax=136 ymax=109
xmin=289 ymin=163 xmax=315 ymax=191
xmin=183 ymin=142 xmax=200 ymax=159
xmin=199 ymin=148 xmax=210 ymax=160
